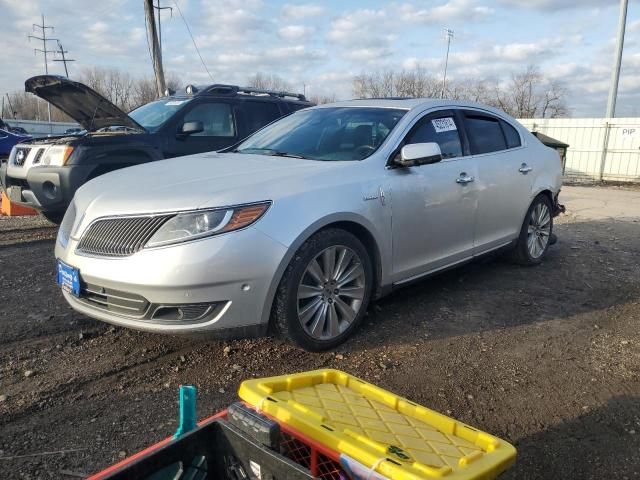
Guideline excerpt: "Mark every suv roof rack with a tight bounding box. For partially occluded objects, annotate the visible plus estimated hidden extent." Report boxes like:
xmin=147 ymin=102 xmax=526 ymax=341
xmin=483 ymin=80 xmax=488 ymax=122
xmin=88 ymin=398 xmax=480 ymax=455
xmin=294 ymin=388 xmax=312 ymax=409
xmin=192 ymin=83 xmax=307 ymax=101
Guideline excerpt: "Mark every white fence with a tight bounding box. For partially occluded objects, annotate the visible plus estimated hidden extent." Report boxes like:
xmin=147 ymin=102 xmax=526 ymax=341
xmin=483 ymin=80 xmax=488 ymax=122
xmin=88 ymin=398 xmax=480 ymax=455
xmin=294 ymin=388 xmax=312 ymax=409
xmin=518 ymin=118 xmax=640 ymax=183
xmin=5 ymin=119 xmax=80 ymax=138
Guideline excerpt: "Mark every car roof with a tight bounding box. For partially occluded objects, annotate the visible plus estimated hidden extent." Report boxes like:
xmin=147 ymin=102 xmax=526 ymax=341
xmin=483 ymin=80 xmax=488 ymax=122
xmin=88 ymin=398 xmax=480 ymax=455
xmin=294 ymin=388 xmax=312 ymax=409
xmin=313 ymin=98 xmax=513 ymax=118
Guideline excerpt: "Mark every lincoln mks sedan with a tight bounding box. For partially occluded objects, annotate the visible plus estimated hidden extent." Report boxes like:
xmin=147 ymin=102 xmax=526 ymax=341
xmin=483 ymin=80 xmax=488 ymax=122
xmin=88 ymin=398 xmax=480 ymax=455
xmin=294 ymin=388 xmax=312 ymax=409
xmin=55 ymin=99 xmax=563 ymax=351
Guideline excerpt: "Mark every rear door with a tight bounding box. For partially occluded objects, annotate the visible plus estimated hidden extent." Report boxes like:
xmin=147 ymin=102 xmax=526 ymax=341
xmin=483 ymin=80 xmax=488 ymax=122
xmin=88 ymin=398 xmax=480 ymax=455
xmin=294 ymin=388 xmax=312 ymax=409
xmin=389 ymin=109 xmax=479 ymax=283
xmin=164 ymin=100 xmax=239 ymax=157
xmin=234 ymin=100 xmax=284 ymax=139
xmin=461 ymin=110 xmax=533 ymax=253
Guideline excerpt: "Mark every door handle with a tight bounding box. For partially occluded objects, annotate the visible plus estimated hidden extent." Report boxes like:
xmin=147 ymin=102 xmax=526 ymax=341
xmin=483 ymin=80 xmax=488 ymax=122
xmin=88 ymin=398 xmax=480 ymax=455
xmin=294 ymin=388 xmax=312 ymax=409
xmin=519 ymin=163 xmax=533 ymax=173
xmin=456 ymin=173 xmax=475 ymax=184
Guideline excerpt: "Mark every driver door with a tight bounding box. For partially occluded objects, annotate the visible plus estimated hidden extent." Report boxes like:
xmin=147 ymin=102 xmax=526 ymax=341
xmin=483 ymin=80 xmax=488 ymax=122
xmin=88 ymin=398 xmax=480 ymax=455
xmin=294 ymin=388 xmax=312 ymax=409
xmin=388 ymin=110 xmax=479 ymax=283
xmin=164 ymin=101 xmax=238 ymax=157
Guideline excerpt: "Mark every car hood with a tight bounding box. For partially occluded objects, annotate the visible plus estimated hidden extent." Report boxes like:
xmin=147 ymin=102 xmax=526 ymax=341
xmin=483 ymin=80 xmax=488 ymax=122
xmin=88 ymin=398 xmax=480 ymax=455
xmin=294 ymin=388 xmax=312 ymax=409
xmin=25 ymin=75 xmax=145 ymax=133
xmin=73 ymin=152 xmax=341 ymax=221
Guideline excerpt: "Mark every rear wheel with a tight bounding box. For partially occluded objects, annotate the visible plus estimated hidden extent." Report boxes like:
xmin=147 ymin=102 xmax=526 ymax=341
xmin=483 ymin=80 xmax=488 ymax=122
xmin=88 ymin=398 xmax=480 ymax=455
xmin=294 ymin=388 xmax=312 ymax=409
xmin=273 ymin=228 xmax=373 ymax=351
xmin=509 ymin=194 xmax=553 ymax=265
xmin=41 ymin=211 xmax=64 ymax=225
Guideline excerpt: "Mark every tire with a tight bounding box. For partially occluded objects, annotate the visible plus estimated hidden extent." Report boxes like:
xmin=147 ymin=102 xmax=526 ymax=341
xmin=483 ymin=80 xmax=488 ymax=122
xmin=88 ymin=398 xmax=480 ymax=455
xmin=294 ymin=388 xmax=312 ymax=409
xmin=41 ymin=211 xmax=64 ymax=225
xmin=509 ymin=194 xmax=554 ymax=266
xmin=273 ymin=228 xmax=373 ymax=351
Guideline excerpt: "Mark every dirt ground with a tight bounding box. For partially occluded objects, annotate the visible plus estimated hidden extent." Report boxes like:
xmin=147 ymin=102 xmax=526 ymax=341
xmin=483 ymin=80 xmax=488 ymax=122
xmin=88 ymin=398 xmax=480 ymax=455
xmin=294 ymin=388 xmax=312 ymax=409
xmin=1 ymin=185 xmax=639 ymax=479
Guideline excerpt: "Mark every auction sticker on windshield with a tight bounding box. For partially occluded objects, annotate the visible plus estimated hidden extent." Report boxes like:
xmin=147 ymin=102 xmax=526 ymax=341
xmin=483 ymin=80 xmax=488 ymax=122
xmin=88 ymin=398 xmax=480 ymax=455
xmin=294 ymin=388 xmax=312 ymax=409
xmin=57 ymin=260 xmax=80 ymax=297
xmin=432 ymin=117 xmax=457 ymax=133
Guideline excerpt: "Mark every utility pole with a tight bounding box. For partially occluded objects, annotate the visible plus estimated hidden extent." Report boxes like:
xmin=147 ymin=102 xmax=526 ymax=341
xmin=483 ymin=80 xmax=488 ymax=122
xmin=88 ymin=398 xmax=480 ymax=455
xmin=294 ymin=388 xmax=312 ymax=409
xmin=154 ymin=0 xmax=172 ymax=60
xmin=28 ymin=14 xmax=58 ymax=129
xmin=441 ymin=28 xmax=454 ymax=99
xmin=145 ymin=0 xmax=167 ymax=97
xmin=606 ymin=0 xmax=628 ymax=118
xmin=53 ymin=41 xmax=75 ymax=77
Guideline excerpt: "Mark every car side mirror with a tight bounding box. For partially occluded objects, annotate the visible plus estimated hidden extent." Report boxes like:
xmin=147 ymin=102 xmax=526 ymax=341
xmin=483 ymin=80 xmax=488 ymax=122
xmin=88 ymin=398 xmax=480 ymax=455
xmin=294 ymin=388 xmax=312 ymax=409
xmin=396 ymin=143 xmax=443 ymax=167
xmin=178 ymin=121 xmax=203 ymax=137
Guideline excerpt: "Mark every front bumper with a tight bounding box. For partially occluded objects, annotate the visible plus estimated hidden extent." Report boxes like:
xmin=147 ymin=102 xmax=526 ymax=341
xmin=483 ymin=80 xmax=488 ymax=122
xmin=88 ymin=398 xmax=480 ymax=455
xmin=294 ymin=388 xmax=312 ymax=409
xmin=0 ymin=163 xmax=93 ymax=213
xmin=55 ymin=226 xmax=288 ymax=336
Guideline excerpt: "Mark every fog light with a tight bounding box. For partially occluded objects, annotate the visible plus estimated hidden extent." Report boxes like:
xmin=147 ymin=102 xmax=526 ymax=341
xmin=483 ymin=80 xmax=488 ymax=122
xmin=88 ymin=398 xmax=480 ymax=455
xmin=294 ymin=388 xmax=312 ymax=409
xmin=152 ymin=303 xmax=217 ymax=321
xmin=42 ymin=181 xmax=58 ymax=199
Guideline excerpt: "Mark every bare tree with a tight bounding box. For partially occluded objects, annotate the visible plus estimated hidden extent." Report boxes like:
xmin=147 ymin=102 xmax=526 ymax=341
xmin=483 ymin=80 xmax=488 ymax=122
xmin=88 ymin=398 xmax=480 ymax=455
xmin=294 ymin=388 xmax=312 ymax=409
xmin=353 ymin=69 xmax=441 ymax=98
xmin=247 ymin=73 xmax=292 ymax=92
xmin=78 ymin=67 xmax=135 ymax=110
xmin=308 ymin=93 xmax=337 ymax=105
xmin=130 ymin=72 xmax=182 ymax=109
xmin=4 ymin=92 xmax=72 ymax=122
xmin=353 ymin=65 xmax=568 ymax=118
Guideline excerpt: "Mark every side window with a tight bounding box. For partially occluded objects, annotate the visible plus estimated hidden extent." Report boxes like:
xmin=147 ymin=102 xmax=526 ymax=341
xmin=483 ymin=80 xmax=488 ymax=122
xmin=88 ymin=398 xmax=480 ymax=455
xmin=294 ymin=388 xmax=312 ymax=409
xmin=463 ymin=114 xmax=507 ymax=154
xmin=183 ymin=102 xmax=235 ymax=137
xmin=405 ymin=113 xmax=463 ymax=159
xmin=500 ymin=120 xmax=522 ymax=149
xmin=241 ymin=101 xmax=281 ymax=134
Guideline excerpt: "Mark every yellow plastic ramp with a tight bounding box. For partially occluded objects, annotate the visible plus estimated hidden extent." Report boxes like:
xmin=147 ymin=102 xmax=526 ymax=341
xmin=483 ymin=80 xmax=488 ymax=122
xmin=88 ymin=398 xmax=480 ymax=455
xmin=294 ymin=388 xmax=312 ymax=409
xmin=239 ymin=369 xmax=516 ymax=480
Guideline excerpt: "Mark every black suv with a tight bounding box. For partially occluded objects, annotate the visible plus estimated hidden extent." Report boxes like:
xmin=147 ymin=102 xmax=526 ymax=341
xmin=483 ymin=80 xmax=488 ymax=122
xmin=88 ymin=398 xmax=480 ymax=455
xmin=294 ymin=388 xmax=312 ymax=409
xmin=0 ymin=75 xmax=312 ymax=223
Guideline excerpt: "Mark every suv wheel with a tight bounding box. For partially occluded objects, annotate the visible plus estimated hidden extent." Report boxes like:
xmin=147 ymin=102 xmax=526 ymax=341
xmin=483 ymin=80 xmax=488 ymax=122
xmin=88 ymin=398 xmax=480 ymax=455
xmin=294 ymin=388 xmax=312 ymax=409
xmin=509 ymin=194 xmax=553 ymax=266
xmin=273 ymin=228 xmax=373 ymax=351
xmin=41 ymin=211 xmax=64 ymax=225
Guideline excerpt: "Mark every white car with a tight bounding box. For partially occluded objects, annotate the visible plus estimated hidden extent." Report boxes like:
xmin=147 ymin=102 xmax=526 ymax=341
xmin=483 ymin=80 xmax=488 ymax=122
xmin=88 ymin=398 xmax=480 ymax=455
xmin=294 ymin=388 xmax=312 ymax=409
xmin=55 ymin=99 xmax=564 ymax=351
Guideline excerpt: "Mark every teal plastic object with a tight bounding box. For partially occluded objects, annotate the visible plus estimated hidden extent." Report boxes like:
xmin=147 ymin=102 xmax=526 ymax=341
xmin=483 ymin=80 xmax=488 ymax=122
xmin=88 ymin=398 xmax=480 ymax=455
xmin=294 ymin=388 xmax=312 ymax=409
xmin=174 ymin=385 xmax=197 ymax=438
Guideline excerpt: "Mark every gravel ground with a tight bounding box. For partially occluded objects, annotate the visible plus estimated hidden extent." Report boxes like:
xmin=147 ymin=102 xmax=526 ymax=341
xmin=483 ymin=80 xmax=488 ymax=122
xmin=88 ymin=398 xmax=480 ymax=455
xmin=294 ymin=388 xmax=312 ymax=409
xmin=1 ymin=185 xmax=639 ymax=479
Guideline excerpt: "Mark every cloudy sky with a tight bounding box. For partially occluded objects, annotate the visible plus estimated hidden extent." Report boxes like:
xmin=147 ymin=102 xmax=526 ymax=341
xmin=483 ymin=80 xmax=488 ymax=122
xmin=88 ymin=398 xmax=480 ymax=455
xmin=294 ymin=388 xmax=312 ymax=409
xmin=0 ymin=0 xmax=638 ymax=117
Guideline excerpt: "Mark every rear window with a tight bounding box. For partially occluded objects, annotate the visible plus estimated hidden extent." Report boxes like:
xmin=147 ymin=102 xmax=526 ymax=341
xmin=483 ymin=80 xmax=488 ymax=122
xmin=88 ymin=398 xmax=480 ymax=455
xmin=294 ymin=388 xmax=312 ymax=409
xmin=241 ymin=101 xmax=281 ymax=134
xmin=501 ymin=120 xmax=522 ymax=149
xmin=464 ymin=115 xmax=507 ymax=155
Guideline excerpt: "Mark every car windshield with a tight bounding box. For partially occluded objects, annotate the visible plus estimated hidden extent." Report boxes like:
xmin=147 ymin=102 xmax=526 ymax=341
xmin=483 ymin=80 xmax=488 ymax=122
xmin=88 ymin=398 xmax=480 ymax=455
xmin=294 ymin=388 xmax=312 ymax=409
xmin=129 ymin=98 xmax=193 ymax=131
xmin=236 ymin=107 xmax=407 ymax=161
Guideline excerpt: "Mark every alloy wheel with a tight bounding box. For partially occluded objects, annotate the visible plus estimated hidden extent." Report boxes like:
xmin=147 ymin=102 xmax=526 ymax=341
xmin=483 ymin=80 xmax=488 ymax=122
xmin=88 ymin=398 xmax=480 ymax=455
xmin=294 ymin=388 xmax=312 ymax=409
xmin=527 ymin=202 xmax=551 ymax=259
xmin=296 ymin=245 xmax=366 ymax=340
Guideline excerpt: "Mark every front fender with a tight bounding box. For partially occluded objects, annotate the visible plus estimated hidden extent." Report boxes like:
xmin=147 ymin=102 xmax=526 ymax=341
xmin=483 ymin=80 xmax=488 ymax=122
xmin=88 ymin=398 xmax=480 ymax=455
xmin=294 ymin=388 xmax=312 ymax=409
xmin=255 ymin=211 xmax=389 ymax=327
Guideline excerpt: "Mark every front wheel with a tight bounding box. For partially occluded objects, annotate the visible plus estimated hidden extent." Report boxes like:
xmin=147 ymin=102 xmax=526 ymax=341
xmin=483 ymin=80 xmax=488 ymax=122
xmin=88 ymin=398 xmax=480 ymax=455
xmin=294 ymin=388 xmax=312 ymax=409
xmin=41 ymin=211 xmax=64 ymax=225
xmin=273 ymin=228 xmax=373 ymax=351
xmin=509 ymin=194 xmax=554 ymax=266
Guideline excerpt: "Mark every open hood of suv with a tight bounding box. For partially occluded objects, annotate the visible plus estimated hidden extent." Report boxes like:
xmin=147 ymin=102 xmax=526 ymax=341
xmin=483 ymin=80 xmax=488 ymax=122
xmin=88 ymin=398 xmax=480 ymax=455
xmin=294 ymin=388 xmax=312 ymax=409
xmin=25 ymin=75 xmax=146 ymax=132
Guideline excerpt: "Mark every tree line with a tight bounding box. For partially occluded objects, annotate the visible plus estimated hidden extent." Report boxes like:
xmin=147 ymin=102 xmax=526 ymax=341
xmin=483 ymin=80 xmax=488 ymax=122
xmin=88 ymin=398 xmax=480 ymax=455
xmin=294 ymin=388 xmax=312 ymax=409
xmin=352 ymin=65 xmax=568 ymax=118
xmin=2 ymin=64 xmax=567 ymax=122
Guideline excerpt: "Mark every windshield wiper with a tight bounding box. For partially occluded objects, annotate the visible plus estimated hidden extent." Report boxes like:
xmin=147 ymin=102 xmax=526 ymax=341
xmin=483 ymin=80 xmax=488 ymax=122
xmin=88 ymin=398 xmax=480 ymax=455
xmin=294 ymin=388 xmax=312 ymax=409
xmin=237 ymin=148 xmax=308 ymax=159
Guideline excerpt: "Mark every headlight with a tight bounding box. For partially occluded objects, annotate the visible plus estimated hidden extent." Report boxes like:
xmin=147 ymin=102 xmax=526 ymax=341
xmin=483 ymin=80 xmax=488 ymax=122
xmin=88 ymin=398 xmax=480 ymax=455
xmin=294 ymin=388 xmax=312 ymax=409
xmin=57 ymin=202 xmax=77 ymax=248
xmin=145 ymin=201 xmax=271 ymax=248
xmin=40 ymin=146 xmax=74 ymax=166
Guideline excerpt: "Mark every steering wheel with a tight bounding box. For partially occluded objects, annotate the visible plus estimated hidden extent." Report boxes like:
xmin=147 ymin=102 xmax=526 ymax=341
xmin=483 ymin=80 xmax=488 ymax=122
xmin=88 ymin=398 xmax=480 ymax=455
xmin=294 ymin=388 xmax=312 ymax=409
xmin=353 ymin=145 xmax=375 ymax=159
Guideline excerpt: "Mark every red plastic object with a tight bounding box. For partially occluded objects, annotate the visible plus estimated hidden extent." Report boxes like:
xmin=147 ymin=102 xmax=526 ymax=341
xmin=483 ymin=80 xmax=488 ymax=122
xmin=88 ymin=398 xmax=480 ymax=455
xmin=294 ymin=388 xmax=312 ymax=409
xmin=1 ymin=192 xmax=38 ymax=216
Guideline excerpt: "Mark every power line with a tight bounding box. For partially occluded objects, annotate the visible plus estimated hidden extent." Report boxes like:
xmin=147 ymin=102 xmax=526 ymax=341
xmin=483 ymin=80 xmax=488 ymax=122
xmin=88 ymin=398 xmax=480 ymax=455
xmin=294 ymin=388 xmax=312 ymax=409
xmin=173 ymin=0 xmax=214 ymax=81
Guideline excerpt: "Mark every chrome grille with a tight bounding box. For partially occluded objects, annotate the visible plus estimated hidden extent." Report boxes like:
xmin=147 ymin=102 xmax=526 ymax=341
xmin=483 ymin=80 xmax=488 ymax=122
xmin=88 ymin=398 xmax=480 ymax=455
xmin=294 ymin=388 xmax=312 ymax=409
xmin=13 ymin=147 xmax=30 ymax=166
xmin=79 ymin=283 xmax=149 ymax=317
xmin=32 ymin=148 xmax=45 ymax=164
xmin=77 ymin=215 xmax=174 ymax=257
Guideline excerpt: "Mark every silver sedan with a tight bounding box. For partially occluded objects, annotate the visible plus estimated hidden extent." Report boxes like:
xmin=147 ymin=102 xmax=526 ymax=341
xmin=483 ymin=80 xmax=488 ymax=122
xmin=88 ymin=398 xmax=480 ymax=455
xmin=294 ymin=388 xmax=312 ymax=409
xmin=55 ymin=99 xmax=563 ymax=351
